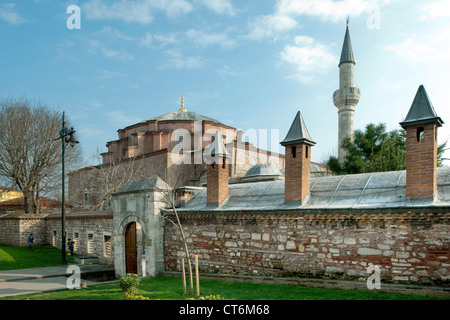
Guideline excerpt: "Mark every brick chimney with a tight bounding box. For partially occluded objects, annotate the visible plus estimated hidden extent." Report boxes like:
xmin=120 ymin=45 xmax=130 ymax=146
xmin=280 ymin=111 xmax=316 ymax=203
xmin=400 ymin=85 xmax=443 ymax=200
xmin=204 ymin=131 xmax=230 ymax=206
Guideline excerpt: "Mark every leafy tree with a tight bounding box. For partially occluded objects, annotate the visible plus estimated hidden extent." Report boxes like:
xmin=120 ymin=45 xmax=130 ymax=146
xmin=327 ymin=123 xmax=447 ymax=175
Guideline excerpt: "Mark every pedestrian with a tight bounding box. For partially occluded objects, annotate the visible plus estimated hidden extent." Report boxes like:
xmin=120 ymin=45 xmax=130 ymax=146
xmin=68 ymin=238 xmax=74 ymax=256
xmin=28 ymin=233 xmax=34 ymax=251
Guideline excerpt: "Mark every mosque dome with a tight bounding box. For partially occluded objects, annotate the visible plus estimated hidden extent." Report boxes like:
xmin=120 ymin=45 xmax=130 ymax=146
xmin=139 ymin=94 xmax=224 ymax=125
xmin=241 ymin=163 xmax=283 ymax=181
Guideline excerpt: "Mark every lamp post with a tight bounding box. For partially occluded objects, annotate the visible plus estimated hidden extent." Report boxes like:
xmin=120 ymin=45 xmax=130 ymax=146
xmin=55 ymin=111 xmax=79 ymax=265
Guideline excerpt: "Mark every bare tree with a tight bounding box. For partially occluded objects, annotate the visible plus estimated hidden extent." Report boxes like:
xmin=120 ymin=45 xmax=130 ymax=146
xmin=0 ymin=97 xmax=81 ymax=214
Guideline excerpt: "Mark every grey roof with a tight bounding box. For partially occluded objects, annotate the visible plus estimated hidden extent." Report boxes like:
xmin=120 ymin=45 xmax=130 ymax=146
xmin=339 ymin=26 xmax=355 ymax=66
xmin=178 ymin=167 xmax=450 ymax=211
xmin=204 ymin=130 xmax=231 ymax=161
xmin=243 ymin=163 xmax=282 ymax=179
xmin=280 ymin=111 xmax=316 ymax=146
xmin=400 ymin=85 xmax=443 ymax=128
xmin=116 ymin=177 xmax=170 ymax=194
xmin=141 ymin=111 xmax=224 ymax=125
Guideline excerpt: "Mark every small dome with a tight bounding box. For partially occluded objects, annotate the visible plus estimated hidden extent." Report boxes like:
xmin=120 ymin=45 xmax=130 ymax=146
xmin=243 ymin=163 xmax=282 ymax=180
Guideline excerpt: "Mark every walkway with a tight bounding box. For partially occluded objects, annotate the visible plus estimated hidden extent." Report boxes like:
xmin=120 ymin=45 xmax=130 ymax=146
xmin=0 ymin=264 xmax=115 ymax=298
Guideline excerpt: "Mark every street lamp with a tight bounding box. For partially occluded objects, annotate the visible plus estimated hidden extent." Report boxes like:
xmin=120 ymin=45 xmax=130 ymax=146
xmin=55 ymin=111 xmax=79 ymax=265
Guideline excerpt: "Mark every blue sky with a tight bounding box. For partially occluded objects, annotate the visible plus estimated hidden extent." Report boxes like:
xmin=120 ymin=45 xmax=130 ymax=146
xmin=1 ymin=0 xmax=449 ymax=166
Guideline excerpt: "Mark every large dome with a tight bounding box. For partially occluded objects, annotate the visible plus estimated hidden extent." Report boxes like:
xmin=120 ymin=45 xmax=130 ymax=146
xmin=141 ymin=111 xmax=223 ymax=125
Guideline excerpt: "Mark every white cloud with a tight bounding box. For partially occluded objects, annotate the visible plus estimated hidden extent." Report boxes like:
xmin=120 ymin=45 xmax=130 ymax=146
xmin=85 ymin=38 xmax=134 ymax=61
xmin=0 ymin=3 xmax=25 ymax=25
xmin=247 ymin=14 xmax=298 ymax=39
xmin=280 ymin=37 xmax=335 ymax=83
xmin=199 ymin=0 xmax=235 ymax=16
xmin=420 ymin=0 xmax=450 ymax=20
xmin=276 ymin=0 xmax=372 ymax=22
xmin=162 ymin=49 xmax=204 ymax=70
xmin=384 ymin=27 xmax=450 ymax=63
xmin=186 ymin=29 xmax=236 ymax=49
xmin=107 ymin=110 xmax=142 ymax=126
xmin=216 ymin=65 xmax=243 ymax=77
xmin=82 ymin=0 xmax=193 ymax=24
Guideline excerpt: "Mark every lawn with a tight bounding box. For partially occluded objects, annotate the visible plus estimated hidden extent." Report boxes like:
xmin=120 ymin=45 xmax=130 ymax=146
xmin=0 ymin=245 xmax=446 ymax=301
xmin=2 ymin=276 xmax=445 ymax=301
xmin=0 ymin=245 xmax=76 ymax=270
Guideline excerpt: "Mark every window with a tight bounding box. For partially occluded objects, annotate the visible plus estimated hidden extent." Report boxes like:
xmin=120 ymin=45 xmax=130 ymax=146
xmin=417 ymin=127 xmax=424 ymax=142
xmin=87 ymin=233 xmax=94 ymax=254
xmin=292 ymin=146 xmax=296 ymax=158
xmin=52 ymin=231 xmax=57 ymax=247
xmin=74 ymin=232 xmax=79 ymax=251
xmin=104 ymin=235 xmax=112 ymax=257
xmin=84 ymin=192 xmax=89 ymax=205
xmin=305 ymin=146 xmax=309 ymax=159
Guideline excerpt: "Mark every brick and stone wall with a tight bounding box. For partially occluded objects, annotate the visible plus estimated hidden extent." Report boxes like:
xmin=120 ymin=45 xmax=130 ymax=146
xmin=0 ymin=213 xmax=51 ymax=247
xmin=45 ymin=211 xmax=114 ymax=265
xmin=164 ymin=209 xmax=450 ymax=286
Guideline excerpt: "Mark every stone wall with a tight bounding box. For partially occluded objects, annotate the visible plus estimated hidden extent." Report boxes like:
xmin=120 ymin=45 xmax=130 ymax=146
xmin=0 ymin=213 xmax=50 ymax=247
xmin=164 ymin=209 xmax=450 ymax=286
xmin=45 ymin=211 xmax=114 ymax=265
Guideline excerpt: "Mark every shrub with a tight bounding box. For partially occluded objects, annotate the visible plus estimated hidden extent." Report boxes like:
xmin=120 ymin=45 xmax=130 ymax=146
xmin=119 ymin=273 xmax=140 ymax=293
xmin=123 ymin=293 xmax=150 ymax=300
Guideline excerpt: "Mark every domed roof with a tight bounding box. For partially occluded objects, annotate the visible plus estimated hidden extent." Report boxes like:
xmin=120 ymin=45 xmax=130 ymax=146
xmin=243 ymin=163 xmax=282 ymax=181
xmin=142 ymin=111 xmax=223 ymax=125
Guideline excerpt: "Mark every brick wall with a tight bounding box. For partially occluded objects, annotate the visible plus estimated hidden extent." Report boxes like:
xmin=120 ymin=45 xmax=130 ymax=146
xmin=206 ymin=159 xmax=229 ymax=206
xmin=405 ymin=123 xmax=438 ymax=200
xmin=284 ymin=143 xmax=311 ymax=203
xmin=164 ymin=209 xmax=450 ymax=286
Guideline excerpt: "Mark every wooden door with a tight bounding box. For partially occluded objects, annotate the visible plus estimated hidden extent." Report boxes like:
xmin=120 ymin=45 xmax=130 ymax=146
xmin=125 ymin=222 xmax=138 ymax=274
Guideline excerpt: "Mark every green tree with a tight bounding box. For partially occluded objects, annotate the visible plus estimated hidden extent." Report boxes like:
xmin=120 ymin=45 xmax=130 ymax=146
xmin=327 ymin=123 xmax=447 ymax=175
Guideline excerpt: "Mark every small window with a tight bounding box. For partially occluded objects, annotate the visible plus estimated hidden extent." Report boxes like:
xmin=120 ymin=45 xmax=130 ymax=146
xmin=292 ymin=146 xmax=296 ymax=158
xmin=87 ymin=233 xmax=94 ymax=254
xmin=104 ymin=235 xmax=112 ymax=257
xmin=52 ymin=231 xmax=57 ymax=247
xmin=305 ymin=146 xmax=309 ymax=159
xmin=84 ymin=192 xmax=89 ymax=205
xmin=222 ymin=156 xmax=226 ymax=169
xmin=417 ymin=127 xmax=424 ymax=142
xmin=74 ymin=232 xmax=79 ymax=251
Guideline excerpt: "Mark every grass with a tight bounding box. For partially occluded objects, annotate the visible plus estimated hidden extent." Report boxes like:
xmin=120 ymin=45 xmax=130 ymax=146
xmin=0 ymin=245 xmax=77 ymax=271
xmin=2 ymin=276 xmax=445 ymax=301
xmin=0 ymin=245 xmax=447 ymax=301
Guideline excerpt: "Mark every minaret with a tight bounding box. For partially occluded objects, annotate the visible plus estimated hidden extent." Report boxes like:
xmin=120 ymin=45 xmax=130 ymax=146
xmin=333 ymin=18 xmax=360 ymax=163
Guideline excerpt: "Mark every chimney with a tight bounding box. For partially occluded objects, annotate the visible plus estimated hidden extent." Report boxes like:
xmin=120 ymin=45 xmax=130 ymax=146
xmin=400 ymin=85 xmax=443 ymax=200
xmin=204 ymin=131 xmax=230 ymax=206
xmin=280 ymin=111 xmax=316 ymax=203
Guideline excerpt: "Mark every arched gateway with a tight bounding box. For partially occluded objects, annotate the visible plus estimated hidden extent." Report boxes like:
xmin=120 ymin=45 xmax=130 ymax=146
xmin=112 ymin=177 xmax=170 ymax=278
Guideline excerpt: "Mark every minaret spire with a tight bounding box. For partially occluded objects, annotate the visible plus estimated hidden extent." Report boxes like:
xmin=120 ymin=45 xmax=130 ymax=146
xmin=333 ymin=21 xmax=360 ymax=163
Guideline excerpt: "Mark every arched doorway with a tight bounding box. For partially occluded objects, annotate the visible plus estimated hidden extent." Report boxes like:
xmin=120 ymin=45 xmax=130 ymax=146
xmin=125 ymin=222 xmax=138 ymax=274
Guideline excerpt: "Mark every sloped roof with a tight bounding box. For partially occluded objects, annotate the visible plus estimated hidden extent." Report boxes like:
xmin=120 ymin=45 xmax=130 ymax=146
xmin=177 ymin=167 xmax=450 ymax=211
xmin=280 ymin=111 xmax=316 ymax=146
xmin=400 ymin=85 xmax=443 ymax=128
xmin=141 ymin=111 xmax=224 ymax=125
xmin=339 ymin=25 xmax=355 ymax=66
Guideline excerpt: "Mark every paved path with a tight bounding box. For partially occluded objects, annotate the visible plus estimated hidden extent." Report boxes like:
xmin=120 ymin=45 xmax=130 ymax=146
xmin=0 ymin=264 xmax=115 ymax=298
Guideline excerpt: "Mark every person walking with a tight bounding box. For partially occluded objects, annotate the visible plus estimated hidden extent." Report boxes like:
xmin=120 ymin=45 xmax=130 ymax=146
xmin=67 ymin=238 xmax=74 ymax=256
xmin=28 ymin=233 xmax=35 ymax=251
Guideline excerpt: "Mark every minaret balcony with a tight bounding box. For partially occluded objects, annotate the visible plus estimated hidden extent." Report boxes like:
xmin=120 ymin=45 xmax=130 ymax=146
xmin=333 ymin=87 xmax=360 ymax=109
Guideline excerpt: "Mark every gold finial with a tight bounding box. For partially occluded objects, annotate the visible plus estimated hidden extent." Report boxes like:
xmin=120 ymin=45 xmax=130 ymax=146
xmin=346 ymin=15 xmax=349 ymax=27
xmin=179 ymin=94 xmax=186 ymax=112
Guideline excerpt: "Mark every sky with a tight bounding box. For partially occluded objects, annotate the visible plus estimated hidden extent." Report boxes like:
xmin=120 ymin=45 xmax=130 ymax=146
xmin=1 ymin=0 xmax=449 ymax=167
